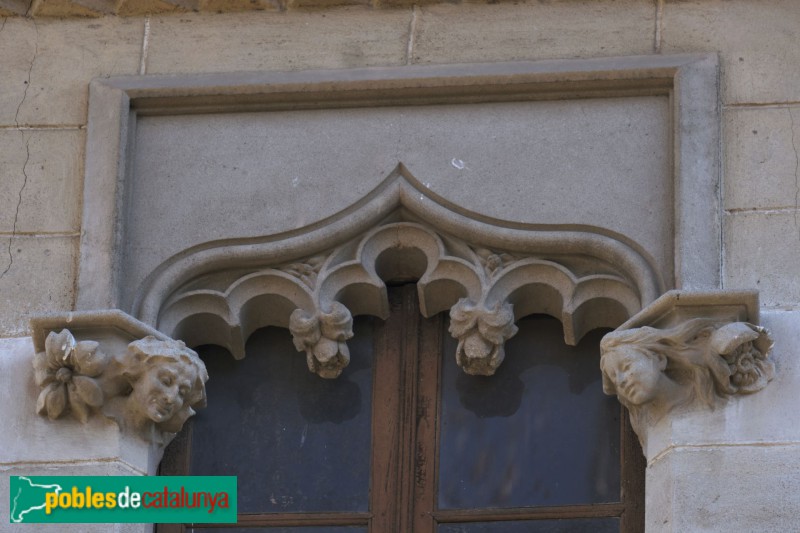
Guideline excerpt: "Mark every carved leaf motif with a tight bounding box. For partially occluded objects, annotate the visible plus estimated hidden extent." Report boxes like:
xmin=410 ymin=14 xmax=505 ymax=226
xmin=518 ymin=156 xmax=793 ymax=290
xmin=473 ymin=247 xmax=520 ymax=278
xmin=477 ymin=303 xmax=518 ymax=344
xmin=281 ymin=255 xmax=326 ymax=288
xmin=36 ymin=382 xmax=59 ymax=417
xmin=44 ymin=384 xmax=67 ymax=420
xmin=288 ymin=302 xmax=354 ymax=378
xmin=71 ymin=375 xmax=104 ymax=408
xmin=448 ymin=298 xmax=519 ymax=376
xmin=319 ymin=302 xmax=354 ymax=342
xmin=68 ymin=385 xmax=90 ymax=424
xmin=72 ymin=340 xmax=107 ymax=377
xmin=448 ymin=299 xmax=478 ymax=338
xmin=710 ymin=322 xmax=775 ymax=394
xmin=33 ymin=351 xmax=53 ymax=387
xmin=289 ymin=310 xmax=321 ymax=351
xmin=44 ymin=329 xmax=76 ymax=370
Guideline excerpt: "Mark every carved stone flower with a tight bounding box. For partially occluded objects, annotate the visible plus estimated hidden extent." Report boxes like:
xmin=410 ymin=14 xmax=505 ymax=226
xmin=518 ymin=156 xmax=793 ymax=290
xmin=710 ymin=322 xmax=775 ymax=394
xmin=289 ymin=302 xmax=354 ymax=379
xmin=449 ymin=298 xmax=519 ymax=376
xmin=33 ymin=329 xmax=109 ymax=422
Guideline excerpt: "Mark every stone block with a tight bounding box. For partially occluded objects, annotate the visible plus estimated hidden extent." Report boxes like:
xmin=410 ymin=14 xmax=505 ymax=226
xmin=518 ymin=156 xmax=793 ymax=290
xmin=0 ymin=129 xmax=84 ymax=234
xmin=412 ymin=1 xmax=654 ymax=65
xmin=0 ymin=17 xmax=143 ymax=127
xmin=646 ymin=445 xmax=800 ymax=532
xmin=200 ymin=0 xmax=278 ymax=11
xmin=724 ymin=106 xmax=800 ymax=211
xmin=118 ymin=0 xmax=194 ymax=16
xmin=724 ymin=211 xmax=800 ymax=307
xmin=0 ymin=236 xmax=76 ymax=337
xmin=145 ymin=8 xmax=410 ymax=75
xmin=662 ymin=0 xmax=800 ymax=104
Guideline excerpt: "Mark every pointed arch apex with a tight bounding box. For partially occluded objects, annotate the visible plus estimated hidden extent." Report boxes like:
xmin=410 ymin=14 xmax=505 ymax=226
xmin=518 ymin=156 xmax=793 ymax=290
xmin=150 ymin=202 xmax=661 ymax=376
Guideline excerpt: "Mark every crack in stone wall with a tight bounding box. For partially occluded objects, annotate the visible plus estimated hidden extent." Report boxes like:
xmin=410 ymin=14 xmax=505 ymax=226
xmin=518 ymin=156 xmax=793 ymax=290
xmin=1 ymin=18 xmax=36 ymax=280
xmin=788 ymin=106 xmax=800 ymax=241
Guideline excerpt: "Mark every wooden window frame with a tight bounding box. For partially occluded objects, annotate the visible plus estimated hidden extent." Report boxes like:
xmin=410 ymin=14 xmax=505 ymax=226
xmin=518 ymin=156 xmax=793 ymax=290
xmin=160 ymin=285 xmax=644 ymax=532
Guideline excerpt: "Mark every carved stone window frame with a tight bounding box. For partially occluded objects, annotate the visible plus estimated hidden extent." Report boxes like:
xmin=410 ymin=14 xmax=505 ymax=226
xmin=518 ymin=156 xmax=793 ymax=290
xmin=29 ymin=54 xmax=743 ymax=525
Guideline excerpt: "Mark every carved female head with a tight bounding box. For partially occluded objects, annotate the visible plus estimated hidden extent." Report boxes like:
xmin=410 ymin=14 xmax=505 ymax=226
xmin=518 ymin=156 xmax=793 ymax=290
xmin=600 ymin=319 xmax=723 ymax=414
xmin=123 ymin=336 xmax=208 ymax=436
xmin=599 ymin=343 xmax=668 ymax=406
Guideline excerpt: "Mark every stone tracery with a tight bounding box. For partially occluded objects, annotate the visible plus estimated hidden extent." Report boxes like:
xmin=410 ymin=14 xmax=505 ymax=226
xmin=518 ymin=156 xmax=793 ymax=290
xmin=157 ymin=221 xmax=648 ymax=378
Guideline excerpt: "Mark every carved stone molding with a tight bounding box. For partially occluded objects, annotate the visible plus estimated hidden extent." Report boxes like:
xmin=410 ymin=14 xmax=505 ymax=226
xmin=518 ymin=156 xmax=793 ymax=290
xmin=157 ymin=216 xmax=656 ymax=377
xmin=30 ymin=311 xmax=208 ymax=447
xmin=599 ymin=290 xmax=775 ymax=448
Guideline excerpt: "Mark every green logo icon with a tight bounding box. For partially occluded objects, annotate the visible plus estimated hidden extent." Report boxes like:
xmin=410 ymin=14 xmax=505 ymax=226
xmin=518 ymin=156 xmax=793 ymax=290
xmin=9 ymin=476 xmax=236 ymax=524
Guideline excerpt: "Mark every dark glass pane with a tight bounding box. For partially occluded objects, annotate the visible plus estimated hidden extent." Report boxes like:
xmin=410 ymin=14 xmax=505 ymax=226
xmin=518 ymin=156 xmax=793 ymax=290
xmin=438 ymin=315 xmax=620 ymax=509
xmin=438 ymin=518 xmax=619 ymax=533
xmin=189 ymin=319 xmax=375 ymax=513
xmin=186 ymin=526 xmax=367 ymax=533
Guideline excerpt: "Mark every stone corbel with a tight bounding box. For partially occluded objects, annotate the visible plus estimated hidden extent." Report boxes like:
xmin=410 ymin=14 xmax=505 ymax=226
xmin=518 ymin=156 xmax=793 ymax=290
xmin=599 ymin=290 xmax=775 ymax=449
xmin=30 ymin=310 xmax=208 ymax=447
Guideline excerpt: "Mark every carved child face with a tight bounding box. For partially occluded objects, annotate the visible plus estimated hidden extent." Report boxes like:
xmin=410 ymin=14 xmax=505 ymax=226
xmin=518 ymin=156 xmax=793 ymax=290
xmin=132 ymin=361 xmax=197 ymax=424
xmin=601 ymin=346 xmax=666 ymax=406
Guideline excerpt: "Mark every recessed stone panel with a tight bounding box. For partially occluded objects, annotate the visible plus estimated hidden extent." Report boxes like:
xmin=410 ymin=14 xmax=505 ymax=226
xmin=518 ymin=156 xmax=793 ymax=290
xmin=123 ymin=96 xmax=672 ymax=310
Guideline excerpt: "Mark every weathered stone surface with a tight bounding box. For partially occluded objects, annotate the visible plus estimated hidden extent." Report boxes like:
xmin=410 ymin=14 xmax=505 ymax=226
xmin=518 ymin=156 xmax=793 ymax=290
xmin=412 ymin=1 xmax=654 ymax=65
xmin=637 ymin=310 xmax=800 ymax=460
xmin=0 ymin=237 xmax=76 ymax=337
xmin=31 ymin=0 xmax=108 ymax=17
xmin=646 ymin=445 xmax=800 ymax=533
xmin=724 ymin=212 xmax=800 ymax=307
xmin=0 ymin=337 xmax=146 ymax=469
xmin=600 ymin=290 xmax=775 ymax=452
xmin=0 ymin=129 xmax=84 ymax=233
xmin=201 ymin=0 xmax=278 ymax=11
xmin=724 ymin=106 xmax=800 ymax=211
xmin=118 ymin=0 xmax=193 ymax=16
xmin=27 ymin=319 xmax=208 ymax=447
xmin=662 ymin=0 xmax=800 ymax=104
xmin=0 ymin=17 xmax=143 ymax=126
xmin=145 ymin=8 xmax=410 ymax=74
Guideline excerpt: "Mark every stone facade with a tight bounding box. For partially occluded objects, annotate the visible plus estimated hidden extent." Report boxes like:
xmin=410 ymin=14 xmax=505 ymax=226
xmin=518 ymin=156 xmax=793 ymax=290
xmin=1 ymin=2 xmax=799 ymax=532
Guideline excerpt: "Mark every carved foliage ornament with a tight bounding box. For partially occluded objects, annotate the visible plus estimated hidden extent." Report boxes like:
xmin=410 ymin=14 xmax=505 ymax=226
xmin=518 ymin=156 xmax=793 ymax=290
xmin=159 ymin=221 xmax=647 ymax=378
xmin=32 ymin=327 xmax=208 ymax=446
xmin=598 ymin=292 xmax=775 ymax=445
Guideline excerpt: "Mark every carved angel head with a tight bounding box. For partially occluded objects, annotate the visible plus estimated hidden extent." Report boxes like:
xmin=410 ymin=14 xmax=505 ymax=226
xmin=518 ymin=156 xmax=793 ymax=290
xmin=122 ymin=336 xmax=208 ymax=437
xmin=448 ymin=298 xmax=519 ymax=376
